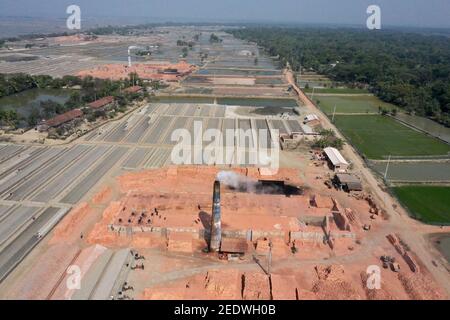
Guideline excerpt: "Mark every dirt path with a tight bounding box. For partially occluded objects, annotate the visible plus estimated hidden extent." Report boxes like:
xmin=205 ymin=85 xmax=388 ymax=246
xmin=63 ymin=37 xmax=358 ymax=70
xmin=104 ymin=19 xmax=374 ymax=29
xmin=285 ymin=68 xmax=450 ymax=296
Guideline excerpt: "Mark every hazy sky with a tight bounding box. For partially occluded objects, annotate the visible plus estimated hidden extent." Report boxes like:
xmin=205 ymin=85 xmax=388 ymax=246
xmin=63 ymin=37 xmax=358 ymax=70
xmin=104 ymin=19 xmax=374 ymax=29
xmin=1 ymin=0 xmax=449 ymax=28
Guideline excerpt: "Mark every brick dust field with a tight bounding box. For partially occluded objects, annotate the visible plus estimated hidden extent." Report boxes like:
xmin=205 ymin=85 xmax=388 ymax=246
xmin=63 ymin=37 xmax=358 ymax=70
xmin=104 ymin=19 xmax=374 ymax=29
xmin=0 ymin=26 xmax=448 ymax=300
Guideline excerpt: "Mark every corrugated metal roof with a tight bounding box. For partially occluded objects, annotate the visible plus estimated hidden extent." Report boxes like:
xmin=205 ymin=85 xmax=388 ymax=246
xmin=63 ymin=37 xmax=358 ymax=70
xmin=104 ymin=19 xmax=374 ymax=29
xmin=324 ymin=147 xmax=349 ymax=166
xmin=88 ymin=96 xmax=114 ymax=109
xmin=304 ymin=114 xmax=319 ymax=122
xmin=300 ymin=124 xmax=315 ymax=135
xmin=335 ymin=173 xmax=362 ymax=191
xmin=346 ymin=181 xmax=363 ymax=191
xmin=123 ymin=86 xmax=142 ymax=93
xmin=335 ymin=173 xmax=360 ymax=184
xmin=45 ymin=109 xmax=83 ymax=127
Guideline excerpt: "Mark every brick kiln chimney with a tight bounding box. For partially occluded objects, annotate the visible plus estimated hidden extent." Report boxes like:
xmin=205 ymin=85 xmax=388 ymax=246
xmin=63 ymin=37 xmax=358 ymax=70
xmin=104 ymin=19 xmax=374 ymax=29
xmin=209 ymin=180 xmax=222 ymax=252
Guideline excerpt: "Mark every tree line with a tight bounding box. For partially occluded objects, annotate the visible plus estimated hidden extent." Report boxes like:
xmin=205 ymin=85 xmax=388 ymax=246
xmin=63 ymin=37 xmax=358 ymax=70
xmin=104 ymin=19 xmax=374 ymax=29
xmin=230 ymin=27 xmax=450 ymax=126
xmin=0 ymin=73 xmax=149 ymax=128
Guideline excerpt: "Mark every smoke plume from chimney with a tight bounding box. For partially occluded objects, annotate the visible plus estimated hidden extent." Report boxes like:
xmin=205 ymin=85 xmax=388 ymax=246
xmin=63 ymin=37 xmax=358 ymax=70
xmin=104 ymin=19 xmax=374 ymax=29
xmin=217 ymin=171 xmax=259 ymax=193
xmin=217 ymin=171 xmax=302 ymax=196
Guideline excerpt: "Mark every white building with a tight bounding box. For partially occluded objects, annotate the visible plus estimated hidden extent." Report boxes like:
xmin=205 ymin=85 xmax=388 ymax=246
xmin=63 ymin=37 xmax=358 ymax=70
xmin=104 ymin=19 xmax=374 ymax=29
xmin=304 ymin=114 xmax=320 ymax=123
xmin=323 ymin=147 xmax=349 ymax=172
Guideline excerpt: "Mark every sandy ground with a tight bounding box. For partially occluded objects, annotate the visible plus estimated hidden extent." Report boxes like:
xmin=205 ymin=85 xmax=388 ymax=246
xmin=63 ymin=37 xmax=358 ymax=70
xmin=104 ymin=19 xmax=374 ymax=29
xmin=1 ymin=92 xmax=448 ymax=300
xmin=77 ymin=61 xmax=196 ymax=81
xmin=1 ymin=156 xmax=447 ymax=300
xmin=1 ymin=32 xmax=448 ymax=300
xmin=285 ymin=68 xmax=450 ymax=297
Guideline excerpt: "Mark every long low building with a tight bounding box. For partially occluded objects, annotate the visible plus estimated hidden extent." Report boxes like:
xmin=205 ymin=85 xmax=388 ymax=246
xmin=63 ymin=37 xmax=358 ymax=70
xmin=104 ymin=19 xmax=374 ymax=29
xmin=88 ymin=96 xmax=115 ymax=110
xmin=123 ymin=86 xmax=143 ymax=94
xmin=38 ymin=109 xmax=83 ymax=130
xmin=323 ymin=147 xmax=349 ymax=172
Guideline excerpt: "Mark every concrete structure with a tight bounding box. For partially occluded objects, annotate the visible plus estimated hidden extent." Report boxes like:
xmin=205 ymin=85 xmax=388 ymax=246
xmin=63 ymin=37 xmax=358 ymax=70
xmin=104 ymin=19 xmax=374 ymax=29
xmin=334 ymin=173 xmax=362 ymax=192
xmin=279 ymin=128 xmax=319 ymax=149
xmin=239 ymin=50 xmax=252 ymax=56
xmin=89 ymin=248 xmax=132 ymax=300
xmin=323 ymin=147 xmax=349 ymax=172
xmin=209 ymin=180 xmax=222 ymax=252
xmin=220 ymin=238 xmax=249 ymax=254
xmin=300 ymin=124 xmax=316 ymax=135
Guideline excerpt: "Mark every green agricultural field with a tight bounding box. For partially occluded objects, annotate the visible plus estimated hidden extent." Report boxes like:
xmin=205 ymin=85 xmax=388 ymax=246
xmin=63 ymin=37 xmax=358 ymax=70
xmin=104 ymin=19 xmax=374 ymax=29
xmin=313 ymin=94 xmax=395 ymax=114
xmin=393 ymin=186 xmax=450 ymax=225
xmin=334 ymin=115 xmax=450 ymax=159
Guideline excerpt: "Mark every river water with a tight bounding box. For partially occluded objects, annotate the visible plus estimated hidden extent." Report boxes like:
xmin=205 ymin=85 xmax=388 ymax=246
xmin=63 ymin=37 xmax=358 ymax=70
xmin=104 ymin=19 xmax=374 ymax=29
xmin=430 ymin=233 xmax=450 ymax=264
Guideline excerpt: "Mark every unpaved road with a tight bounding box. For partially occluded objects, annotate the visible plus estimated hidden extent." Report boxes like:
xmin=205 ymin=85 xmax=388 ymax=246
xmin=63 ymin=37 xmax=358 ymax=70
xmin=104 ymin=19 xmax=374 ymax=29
xmin=286 ymin=68 xmax=450 ymax=296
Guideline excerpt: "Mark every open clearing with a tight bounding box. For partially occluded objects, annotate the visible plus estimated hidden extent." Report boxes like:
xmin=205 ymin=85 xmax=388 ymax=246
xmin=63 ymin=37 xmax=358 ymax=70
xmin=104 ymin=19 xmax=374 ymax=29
xmin=334 ymin=115 xmax=450 ymax=159
xmin=392 ymin=186 xmax=450 ymax=225
xmin=314 ymin=95 xmax=396 ymax=114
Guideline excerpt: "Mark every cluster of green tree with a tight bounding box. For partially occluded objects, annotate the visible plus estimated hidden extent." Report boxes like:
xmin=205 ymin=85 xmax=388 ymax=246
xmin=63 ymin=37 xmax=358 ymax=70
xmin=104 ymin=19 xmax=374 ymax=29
xmin=177 ymin=37 xmax=196 ymax=58
xmin=230 ymin=27 xmax=450 ymax=126
xmin=26 ymin=91 xmax=87 ymax=127
xmin=0 ymin=73 xmax=148 ymax=128
xmin=0 ymin=74 xmax=84 ymax=98
xmin=1 ymin=31 xmax=73 ymax=43
xmin=181 ymin=47 xmax=189 ymax=58
xmin=86 ymin=25 xmax=138 ymax=36
xmin=0 ymin=109 xmax=19 ymax=128
xmin=378 ymin=106 xmax=398 ymax=117
xmin=85 ymin=23 xmax=236 ymax=37
xmin=209 ymin=33 xmax=222 ymax=43
xmin=0 ymin=73 xmax=124 ymax=101
xmin=0 ymin=73 xmax=37 ymax=97
xmin=313 ymin=129 xmax=344 ymax=150
xmin=176 ymin=40 xmax=195 ymax=48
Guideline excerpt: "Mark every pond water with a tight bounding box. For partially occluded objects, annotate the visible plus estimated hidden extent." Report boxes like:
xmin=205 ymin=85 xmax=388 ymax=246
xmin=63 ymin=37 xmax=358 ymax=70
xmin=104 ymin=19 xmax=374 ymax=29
xmin=152 ymin=96 xmax=299 ymax=108
xmin=235 ymin=106 xmax=296 ymax=117
xmin=430 ymin=233 xmax=450 ymax=264
xmin=0 ymin=88 xmax=71 ymax=118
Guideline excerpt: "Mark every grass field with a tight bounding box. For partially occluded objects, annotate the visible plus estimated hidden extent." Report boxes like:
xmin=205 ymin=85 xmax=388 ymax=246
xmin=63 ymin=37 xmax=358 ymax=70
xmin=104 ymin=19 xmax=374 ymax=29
xmin=334 ymin=115 xmax=450 ymax=159
xmin=313 ymin=94 xmax=396 ymax=114
xmin=392 ymin=186 xmax=450 ymax=225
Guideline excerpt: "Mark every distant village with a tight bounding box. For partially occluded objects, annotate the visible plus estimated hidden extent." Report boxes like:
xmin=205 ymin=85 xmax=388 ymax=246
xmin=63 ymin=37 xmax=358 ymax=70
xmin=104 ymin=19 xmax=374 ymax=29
xmin=37 ymin=86 xmax=145 ymax=139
